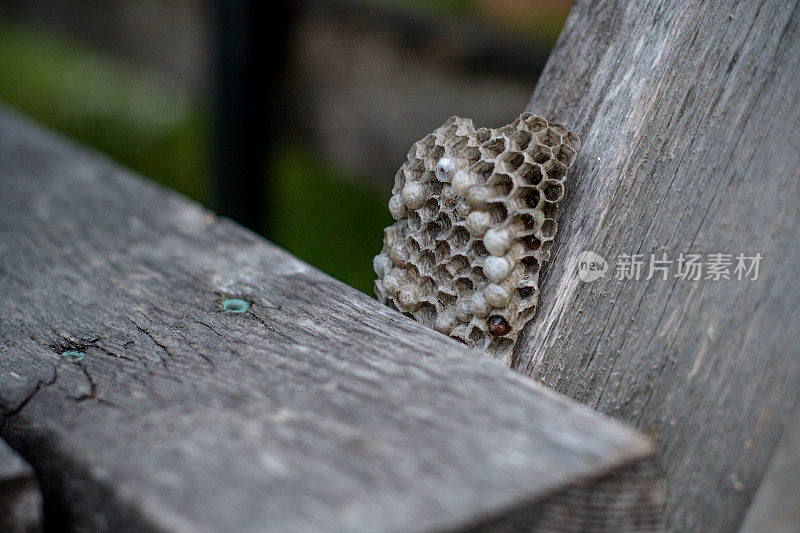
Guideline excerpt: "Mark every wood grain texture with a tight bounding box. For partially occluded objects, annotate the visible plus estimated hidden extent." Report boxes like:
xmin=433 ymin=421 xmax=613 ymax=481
xmin=740 ymin=389 xmax=800 ymax=532
xmin=0 ymin=438 xmax=42 ymax=533
xmin=0 ymin=110 xmax=662 ymax=532
xmin=516 ymin=0 xmax=800 ymax=530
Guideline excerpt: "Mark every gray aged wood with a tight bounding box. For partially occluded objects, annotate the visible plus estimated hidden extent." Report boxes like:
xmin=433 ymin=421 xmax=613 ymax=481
xmin=740 ymin=389 xmax=800 ymax=532
xmin=0 ymin=110 xmax=662 ymax=532
xmin=0 ymin=438 xmax=42 ymax=533
xmin=516 ymin=0 xmax=800 ymax=531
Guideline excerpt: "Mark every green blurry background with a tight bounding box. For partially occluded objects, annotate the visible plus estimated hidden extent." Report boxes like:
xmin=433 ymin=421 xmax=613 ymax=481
xmin=0 ymin=0 xmax=568 ymax=294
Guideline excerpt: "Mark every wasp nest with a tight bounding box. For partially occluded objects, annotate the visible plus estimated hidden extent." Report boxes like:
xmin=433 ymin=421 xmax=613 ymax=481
xmin=374 ymin=113 xmax=580 ymax=365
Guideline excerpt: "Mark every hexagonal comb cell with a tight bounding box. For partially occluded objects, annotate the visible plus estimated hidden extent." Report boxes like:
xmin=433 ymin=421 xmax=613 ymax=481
xmin=373 ymin=113 xmax=580 ymax=365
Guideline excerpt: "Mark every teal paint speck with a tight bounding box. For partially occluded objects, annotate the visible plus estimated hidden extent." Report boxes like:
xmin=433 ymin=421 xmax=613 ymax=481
xmin=61 ymin=350 xmax=86 ymax=362
xmin=221 ymin=298 xmax=250 ymax=313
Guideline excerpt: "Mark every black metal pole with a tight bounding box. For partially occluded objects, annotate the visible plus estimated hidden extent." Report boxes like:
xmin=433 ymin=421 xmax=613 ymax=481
xmin=213 ymin=0 xmax=268 ymax=233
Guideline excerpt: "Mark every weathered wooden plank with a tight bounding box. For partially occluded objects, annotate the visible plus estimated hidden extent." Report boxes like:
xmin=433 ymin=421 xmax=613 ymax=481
xmin=0 ymin=438 xmax=42 ymax=533
xmin=740 ymin=390 xmax=800 ymax=532
xmin=516 ymin=0 xmax=800 ymax=530
xmin=0 ymin=110 xmax=662 ymax=531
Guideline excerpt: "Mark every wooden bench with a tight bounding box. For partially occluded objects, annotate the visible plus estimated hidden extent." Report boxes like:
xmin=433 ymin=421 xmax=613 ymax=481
xmin=3 ymin=0 xmax=799 ymax=529
xmin=0 ymin=109 xmax=661 ymax=531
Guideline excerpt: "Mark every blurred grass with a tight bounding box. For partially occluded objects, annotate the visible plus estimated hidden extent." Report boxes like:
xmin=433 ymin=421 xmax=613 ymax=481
xmin=0 ymin=1 xmax=567 ymax=295
xmin=374 ymin=0 xmax=570 ymax=46
xmin=0 ymin=19 xmax=210 ymax=204
xmin=0 ymin=17 xmax=389 ymax=294
xmin=269 ymin=146 xmax=392 ymax=294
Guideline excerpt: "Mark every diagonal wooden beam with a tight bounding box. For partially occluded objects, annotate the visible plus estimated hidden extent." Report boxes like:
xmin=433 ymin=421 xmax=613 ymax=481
xmin=517 ymin=0 xmax=800 ymax=529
